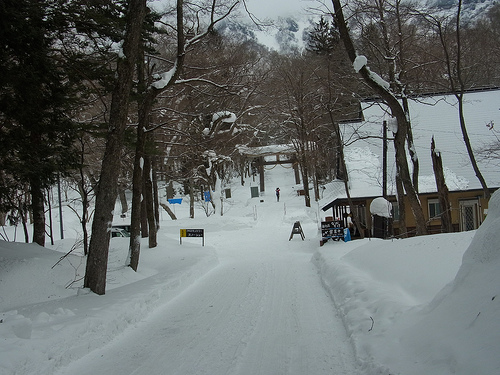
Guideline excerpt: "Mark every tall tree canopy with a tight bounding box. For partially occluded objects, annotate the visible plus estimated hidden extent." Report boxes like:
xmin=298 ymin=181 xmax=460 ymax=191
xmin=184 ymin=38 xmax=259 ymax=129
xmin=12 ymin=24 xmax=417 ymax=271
xmin=0 ymin=0 xmax=81 ymax=245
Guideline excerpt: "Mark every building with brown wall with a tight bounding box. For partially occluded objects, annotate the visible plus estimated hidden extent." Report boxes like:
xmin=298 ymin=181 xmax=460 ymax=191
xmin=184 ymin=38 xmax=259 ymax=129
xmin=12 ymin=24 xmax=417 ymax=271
xmin=320 ymin=89 xmax=500 ymax=238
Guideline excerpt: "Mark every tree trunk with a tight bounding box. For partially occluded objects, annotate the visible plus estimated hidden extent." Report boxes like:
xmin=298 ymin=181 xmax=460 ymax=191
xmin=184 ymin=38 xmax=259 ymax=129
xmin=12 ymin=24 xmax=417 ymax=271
xmin=30 ymin=179 xmax=45 ymax=247
xmin=128 ymin=27 xmax=151 ymax=270
xmin=302 ymin=170 xmax=311 ymax=208
xmin=189 ymin=177 xmax=195 ymax=218
xmin=19 ymin=194 xmax=30 ymax=243
xmin=81 ymin=194 xmax=89 ymax=257
xmin=78 ymin=152 xmax=90 ymax=255
xmin=393 ymin=119 xmax=427 ymax=235
xmin=160 ymin=203 xmax=177 ymax=220
xmin=403 ymin=97 xmax=419 ymax=192
xmin=296 ymin=147 xmax=311 ymax=207
xmin=457 ymin=97 xmax=490 ymax=199
xmin=431 ymin=137 xmax=453 ymax=233
xmin=293 ymin=159 xmax=301 ymax=184
xmin=379 ymin=4 xmax=420 ymax=194
xmin=314 ymin=173 xmax=320 ymax=202
xmin=152 ymin=157 xmax=160 ymax=230
xmin=141 ymin=187 xmax=149 ymax=238
xmin=438 ymin=1 xmax=490 ymax=199
xmin=258 ymin=157 xmax=265 ymax=192
xmin=128 ymin=122 xmax=144 ymax=271
xmin=332 ymin=0 xmax=427 ymax=235
xmin=144 ymin=155 xmax=157 ymax=248
xmin=118 ymin=187 xmax=128 ymax=215
xmin=395 ymin=174 xmax=408 ymax=238
xmin=240 ymin=162 xmax=245 ymax=186
xmin=46 ymin=188 xmax=54 ymax=246
xmin=84 ymin=0 xmax=146 ymax=295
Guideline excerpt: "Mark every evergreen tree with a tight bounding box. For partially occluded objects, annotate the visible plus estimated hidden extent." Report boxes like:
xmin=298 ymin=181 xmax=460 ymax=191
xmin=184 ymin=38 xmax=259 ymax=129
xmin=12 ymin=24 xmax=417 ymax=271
xmin=305 ymin=17 xmax=340 ymax=55
xmin=0 ymin=0 xmax=80 ymax=246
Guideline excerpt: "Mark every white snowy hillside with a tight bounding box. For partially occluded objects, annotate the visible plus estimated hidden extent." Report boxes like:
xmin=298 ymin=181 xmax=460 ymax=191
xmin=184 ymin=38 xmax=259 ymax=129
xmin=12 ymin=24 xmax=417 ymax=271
xmin=426 ymin=0 xmax=498 ymax=20
xmin=217 ymin=16 xmax=312 ymax=53
xmin=1 ymin=152 xmax=499 ymax=375
xmin=152 ymin=0 xmax=500 ymax=54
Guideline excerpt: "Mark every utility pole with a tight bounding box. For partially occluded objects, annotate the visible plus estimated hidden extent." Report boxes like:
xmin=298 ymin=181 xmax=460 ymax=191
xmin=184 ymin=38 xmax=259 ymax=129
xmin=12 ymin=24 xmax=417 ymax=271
xmin=383 ymin=120 xmax=387 ymax=198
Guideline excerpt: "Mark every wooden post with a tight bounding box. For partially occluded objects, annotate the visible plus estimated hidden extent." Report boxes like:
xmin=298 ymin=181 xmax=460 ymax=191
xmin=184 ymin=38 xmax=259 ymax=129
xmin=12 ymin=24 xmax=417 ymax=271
xmin=259 ymin=156 xmax=265 ymax=192
xmin=293 ymin=160 xmax=301 ymax=185
xmin=431 ymin=137 xmax=453 ymax=233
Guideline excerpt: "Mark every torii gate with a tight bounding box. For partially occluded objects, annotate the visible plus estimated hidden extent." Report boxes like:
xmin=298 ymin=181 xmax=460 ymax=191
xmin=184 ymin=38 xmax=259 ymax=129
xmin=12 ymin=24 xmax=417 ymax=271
xmin=237 ymin=144 xmax=301 ymax=192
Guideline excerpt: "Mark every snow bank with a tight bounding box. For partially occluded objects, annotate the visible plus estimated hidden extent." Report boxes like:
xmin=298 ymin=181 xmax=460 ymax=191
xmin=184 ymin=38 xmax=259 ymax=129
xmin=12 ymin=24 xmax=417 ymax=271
xmin=0 ymin=242 xmax=81 ymax=311
xmin=395 ymin=189 xmax=500 ymax=375
xmin=314 ymin=189 xmax=500 ymax=375
xmin=0 ymin=238 xmax=218 ymax=375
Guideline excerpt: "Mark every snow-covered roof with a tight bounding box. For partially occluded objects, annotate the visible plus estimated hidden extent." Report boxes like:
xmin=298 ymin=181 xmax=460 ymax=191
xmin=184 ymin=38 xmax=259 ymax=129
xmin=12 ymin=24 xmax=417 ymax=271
xmin=236 ymin=144 xmax=296 ymax=158
xmin=341 ymin=89 xmax=500 ymax=197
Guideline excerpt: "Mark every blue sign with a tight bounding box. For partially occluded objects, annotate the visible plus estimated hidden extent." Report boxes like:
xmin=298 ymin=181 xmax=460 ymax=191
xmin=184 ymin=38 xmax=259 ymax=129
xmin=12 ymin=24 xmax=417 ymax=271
xmin=344 ymin=228 xmax=351 ymax=242
xmin=168 ymin=198 xmax=183 ymax=204
xmin=204 ymin=191 xmax=211 ymax=202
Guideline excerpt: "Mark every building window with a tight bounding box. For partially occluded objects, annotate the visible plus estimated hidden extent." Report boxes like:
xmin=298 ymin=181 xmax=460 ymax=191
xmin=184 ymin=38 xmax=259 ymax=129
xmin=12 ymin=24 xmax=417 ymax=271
xmin=391 ymin=203 xmax=399 ymax=221
xmin=428 ymin=198 xmax=441 ymax=220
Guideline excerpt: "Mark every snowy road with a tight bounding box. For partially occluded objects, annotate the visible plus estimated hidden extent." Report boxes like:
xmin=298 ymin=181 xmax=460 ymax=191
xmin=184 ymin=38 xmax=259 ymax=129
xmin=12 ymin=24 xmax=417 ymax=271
xmin=3 ymin=155 xmax=497 ymax=375
xmin=56 ymin=216 xmax=360 ymax=375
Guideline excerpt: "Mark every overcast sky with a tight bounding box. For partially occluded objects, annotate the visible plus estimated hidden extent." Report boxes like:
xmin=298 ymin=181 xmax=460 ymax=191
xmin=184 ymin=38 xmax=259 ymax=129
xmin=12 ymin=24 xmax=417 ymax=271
xmin=243 ymin=0 xmax=318 ymax=20
xmin=149 ymin=0 xmax=325 ymax=22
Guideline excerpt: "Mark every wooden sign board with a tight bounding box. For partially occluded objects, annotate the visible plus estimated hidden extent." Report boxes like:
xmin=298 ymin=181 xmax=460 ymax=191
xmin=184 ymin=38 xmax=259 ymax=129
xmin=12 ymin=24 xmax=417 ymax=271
xmin=321 ymin=220 xmax=344 ymax=241
xmin=180 ymin=229 xmax=204 ymax=246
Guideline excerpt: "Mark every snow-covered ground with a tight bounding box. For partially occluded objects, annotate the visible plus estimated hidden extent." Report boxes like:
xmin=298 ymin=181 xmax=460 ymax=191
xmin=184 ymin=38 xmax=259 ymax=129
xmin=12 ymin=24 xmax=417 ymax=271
xmin=1 ymin=163 xmax=499 ymax=375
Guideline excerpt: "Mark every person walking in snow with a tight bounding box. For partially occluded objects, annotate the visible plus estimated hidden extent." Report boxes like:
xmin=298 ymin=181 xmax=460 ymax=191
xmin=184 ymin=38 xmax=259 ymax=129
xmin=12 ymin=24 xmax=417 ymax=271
xmin=276 ymin=187 xmax=280 ymax=202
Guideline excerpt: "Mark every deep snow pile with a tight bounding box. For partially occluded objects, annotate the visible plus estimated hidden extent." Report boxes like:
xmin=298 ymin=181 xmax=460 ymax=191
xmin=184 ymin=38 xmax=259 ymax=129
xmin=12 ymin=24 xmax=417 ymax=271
xmin=0 ymin=163 xmax=499 ymax=375
xmin=0 ymin=237 xmax=219 ymax=375
xmin=315 ymin=188 xmax=500 ymax=375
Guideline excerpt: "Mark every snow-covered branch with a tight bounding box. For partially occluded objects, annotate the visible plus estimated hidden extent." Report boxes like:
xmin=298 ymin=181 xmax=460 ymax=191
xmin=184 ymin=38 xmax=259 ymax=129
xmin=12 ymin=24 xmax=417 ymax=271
xmin=150 ymin=0 xmax=240 ymax=91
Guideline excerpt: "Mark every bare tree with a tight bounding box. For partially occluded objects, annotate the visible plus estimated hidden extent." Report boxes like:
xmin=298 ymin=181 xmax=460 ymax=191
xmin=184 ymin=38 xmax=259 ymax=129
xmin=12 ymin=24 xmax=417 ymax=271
xmin=272 ymin=56 xmax=328 ymax=207
xmin=127 ymin=0 xmax=240 ymax=270
xmin=84 ymin=0 xmax=147 ymax=295
xmin=420 ymin=1 xmax=490 ymax=199
xmin=331 ymin=0 xmax=428 ymax=235
xmin=354 ymin=0 xmax=420 ymax=190
xmin=477 ymin=121 xmax=500 ymax=166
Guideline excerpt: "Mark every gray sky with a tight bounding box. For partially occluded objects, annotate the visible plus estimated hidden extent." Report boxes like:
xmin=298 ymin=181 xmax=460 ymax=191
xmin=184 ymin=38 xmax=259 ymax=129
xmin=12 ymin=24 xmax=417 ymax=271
xmin=149 ymin=0 xmax=322 ymax=23
xmin=243 ymin=0 xmax=314 ymax=20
